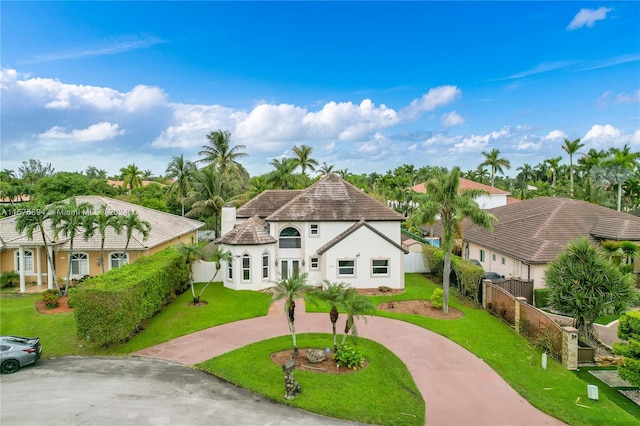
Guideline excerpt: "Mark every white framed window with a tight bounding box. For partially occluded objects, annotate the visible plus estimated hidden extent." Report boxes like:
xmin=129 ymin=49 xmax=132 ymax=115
xmin=71 ymin=253 xmax=89 ymax=276
xmin=310 ymin=257 xmax=319 ymax=270
xmin=480 ymin=250 xmax=485 ymax=262
xmin=338 ymin=259 xmax=355 ymax=277
xmin=109 ymin=252 xmax=129 ymax=270
xmin=309 ymin=224 xmax=319 ymax=237
xmin=262 ymin=252 xmax=269 ymax=279
xmin=15 ymin=249 xmax=34 ymax=274
xmin=279 ymin=227 xmax=301 ymax=249
xmin=371 ymin=259 xmax=389 ymax=276
xmin=242 ymin=254 xmax=251 ymax=281
xmin=492 ymin=254 xmax=496 ymax=261
xmin=227 ymin=259 xmax=233 ymax=281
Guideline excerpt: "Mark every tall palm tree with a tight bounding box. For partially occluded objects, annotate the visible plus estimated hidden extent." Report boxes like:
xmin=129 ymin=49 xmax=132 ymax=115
xmin=51 ymin=197 xmax=94 ymax=295
xmin=14 ymin=201 xmax=59 ymax=293
xmin=605 ymin=144 xmax=640 ymax=211
xmin=479 ymin=148 xmax=511 ymax=187
xmin=340 ymin=288 xmax=375 ymax=347
xmin=186 ymin=166 xmax=228 ymax=236
xmin=562 ymin=138 xmax=585 ymax=197
xmin=269 ymin=272 xmax=314 ymax=355
xmin=310 ymin=280 xmax=351 ymax=351
xmin=318 ymin=162 xmax=335 ymax=175
xmin=83 ymin=204 xmax=123 ymax=274
xmin=516 ymin=163 xmax=534 ymax=198
xmin=544 ymin=156 xmax=562 ymax=194
xmin=411 ymin=167 xmax=496 ymax=313
xmin=292 ymin=144 xmax=319 ymax=177
xmin=198 ymin=129 xmax=248 ymax=178
xmin=165 ymin=154 xmax=197 ymax=216
xmin=120 ymin=163 xmax=144 ymax=190
xmin=121 ymin=210 xmax=151 ymax=254
xmin=266 ymin=158 xmax=301 ymax=189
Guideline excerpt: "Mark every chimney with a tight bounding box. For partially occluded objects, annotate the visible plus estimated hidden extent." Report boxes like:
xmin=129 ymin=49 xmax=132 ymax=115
xmin=221 ymin=204 xmax=236 ymax=237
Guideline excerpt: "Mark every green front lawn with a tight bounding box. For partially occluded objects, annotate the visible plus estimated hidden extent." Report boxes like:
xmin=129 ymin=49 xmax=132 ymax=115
xmin=198 ymin=334 xmax=424 ymax=426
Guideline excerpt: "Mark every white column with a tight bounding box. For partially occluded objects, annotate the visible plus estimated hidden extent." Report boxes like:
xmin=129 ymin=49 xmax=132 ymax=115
xmin=18 ymin=246 xmax=26 ymax=293
xmin=36 ymin=246 xmax=43 ymax=287
xmin=47 ymin=246 xmax=54 ymax=290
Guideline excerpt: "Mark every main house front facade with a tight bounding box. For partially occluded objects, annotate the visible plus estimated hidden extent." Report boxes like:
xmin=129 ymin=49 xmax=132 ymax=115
xmin=0 ymin=196 xmax=203 ymax=292
xmin=214 ymin=173 xmax=408 ymax=291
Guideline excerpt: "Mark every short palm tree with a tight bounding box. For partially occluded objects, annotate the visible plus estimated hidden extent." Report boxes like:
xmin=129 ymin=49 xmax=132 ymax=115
xmin=269 ymin=272 xmax=314 ymax=355
xmin=197 ymin=245 xmax=234 ymax=303
xmin=176 ymin=241 xmax=205 ymax=304
xmin=120 ymin=163 xmax=144 ymax=190
xmin=121 ymin=210 xmax=151 ymax=253
xmin=310 ymin=280 xmax=351 ymax=351
xmin=83 ymin=204 xmax=122 ymax=274
xmin=340 ymin=288 xmax=375 ymax=347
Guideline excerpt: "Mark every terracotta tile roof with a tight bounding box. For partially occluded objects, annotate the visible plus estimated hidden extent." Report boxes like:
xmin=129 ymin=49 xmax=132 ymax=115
xmin=316 ymin=219 xmax=409 ymax=255
xmin=412 ymin=178 xmax=510 ymax=195
xmin=214 ymin=215 xmax=277 ymax=245
xmin=107 ymin=180 xmax=168 ymax=187
xmin=236 ymin=190 xmax=304 ymax=218
xmin=429 ymin=197 xmax=640 ymax=264
xmin=265 ymin=173 xmax=405 ymax=222
xmin=0 ymin=196 xmax=204 ymax=251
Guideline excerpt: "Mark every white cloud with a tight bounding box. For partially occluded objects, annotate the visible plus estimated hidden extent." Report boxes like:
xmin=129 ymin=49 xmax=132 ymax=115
xmin=597 ymin=90 xmax=640 ymax=107
xmin=505 ymin=61 xmax=574 ymax=80
xmin=401 ymin=86 xmax=461 ymax=119
xmin=567 ymin=7 xmax=612 ymax=30
xmin=543 ymin=130 xmax=567 ymax=141
xmin=441 ymin=111 xmax=465 ymax=127
xmin=583 ymin=124 xmax=640 ymax=149
xmin=39 ymin=122 xmax=125 ymax=142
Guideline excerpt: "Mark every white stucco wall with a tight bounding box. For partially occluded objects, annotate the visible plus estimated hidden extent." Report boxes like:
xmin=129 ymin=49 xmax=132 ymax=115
xmin=475 ymin=194 xmax=507 ymax=209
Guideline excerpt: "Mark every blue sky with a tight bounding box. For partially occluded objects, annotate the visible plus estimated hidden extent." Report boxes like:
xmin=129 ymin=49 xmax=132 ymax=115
xmin=1 ymin=1 xmax=639 ymax=178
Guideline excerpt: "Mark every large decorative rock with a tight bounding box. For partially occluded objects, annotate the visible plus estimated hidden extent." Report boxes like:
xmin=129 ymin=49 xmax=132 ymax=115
xmin=306 ymin=349 xmax=326 ymax=363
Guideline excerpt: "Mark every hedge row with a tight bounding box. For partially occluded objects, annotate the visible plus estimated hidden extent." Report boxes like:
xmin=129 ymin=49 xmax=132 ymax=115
xmin=422 ymin=244 xmax=484 ymax=304
xmin=613 ymin=310 xmax=640 ymax=387
xmin=72 ymin=248 xmax=189 ymax=347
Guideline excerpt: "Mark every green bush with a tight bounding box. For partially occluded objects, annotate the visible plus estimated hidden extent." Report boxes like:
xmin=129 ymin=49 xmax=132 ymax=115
xmin=431 ymin=288 xmax=444 ymax=309
xmin=534 ymin=288 xmax=551 ymax=308
xmin=42 ymin=289 xmax=60 ymax=309
xmin=422 ymin=244 xmax=443 ymax=275
xmin=0 ymin=270 xmax=19 ymax=288
xmin=334 ymin=344 xmax=366 ymax=370
xmin=614 ymin=310 xmax=640 ymax=387
xmin=73 ymin=248 xmax=189 ymax=347
xmin=451 ymin=258 xmax=484 ymax=304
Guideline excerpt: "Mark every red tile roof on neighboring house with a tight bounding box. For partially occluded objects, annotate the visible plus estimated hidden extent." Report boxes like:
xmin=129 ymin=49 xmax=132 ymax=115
xmin=107 ymin=180 xmax=168 ymax=188
xmin=0 ymin=194 xmax=30 ymax=203
xmin=412 ymin=178 xmax=510 ymax=195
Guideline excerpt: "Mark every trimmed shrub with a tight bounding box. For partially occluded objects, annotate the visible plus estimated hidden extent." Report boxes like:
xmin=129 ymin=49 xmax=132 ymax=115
xmin=334 ymin=344 xmax=365 ymax=370
xmin=534 ymin=288 xmax=551 ymax=308
xmin=451 ymin=257 xmax=484 ymax=304
xmin=73 ymin=248 xmax=189 ymax=347
xmin=431 ymin=288 xmax=444 ymax=309
xmin=423 ymin=244 xmax=443 ymax=275
xmin=614 ymin=310 xmax=640 ymax=387
xmin=42 ymin=289 xmax=60 ymax=309
xmin=0 ymin=270 xmax=19 ymax=288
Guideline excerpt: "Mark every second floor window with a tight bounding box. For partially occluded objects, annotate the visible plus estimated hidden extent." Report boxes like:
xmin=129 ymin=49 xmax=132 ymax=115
xmin=279 ymin=227 xmax=301 ymax=249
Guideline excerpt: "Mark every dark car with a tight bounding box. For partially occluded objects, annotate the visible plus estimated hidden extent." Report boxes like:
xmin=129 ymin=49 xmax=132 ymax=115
xmin=0 ymin=336 xmax=42 ymax=374
xmin=484 ymin=272 xmax=505 ymax=283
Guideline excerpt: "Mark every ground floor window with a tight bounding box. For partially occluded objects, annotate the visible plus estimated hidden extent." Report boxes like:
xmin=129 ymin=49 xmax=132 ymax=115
xmin=371 ymin=259 xmax=389 ymax=276
xmin=262 ymin=253 xmax=269 ymax=279
xmin=71 ymin=253 xmax=89 ymax=276
xmin=15 ymin=249 xmax=34 ymax=273
xmin=242 ymin=254 xmax=251 ymax=281
xmin=338 ymin=259 xmax=355 ymax=277
xmin=109 ymin=252 xmax=128 ymax=270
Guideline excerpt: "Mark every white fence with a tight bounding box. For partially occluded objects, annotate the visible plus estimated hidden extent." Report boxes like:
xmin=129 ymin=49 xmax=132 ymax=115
xmin=405 ymin=252 xmax=429 ymax=273
xmin=192 ymin=260 xmax=217 ymax=283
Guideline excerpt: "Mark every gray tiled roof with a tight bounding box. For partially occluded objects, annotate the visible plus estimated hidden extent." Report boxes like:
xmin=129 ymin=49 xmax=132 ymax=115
xmin=429 ymin=196 xmax=640 ymax=264
xmin=261 ymin=173 xmax=405 ymax=222
xmin=316 ymin=219 xmax=408 ymax=255
xmin=214 ymin=215 xmax=277 ymax=245
xmin=236 ymin=190 xmax=304 ymax=218
xmin=0 ymin=196 xmax=204 ymax=251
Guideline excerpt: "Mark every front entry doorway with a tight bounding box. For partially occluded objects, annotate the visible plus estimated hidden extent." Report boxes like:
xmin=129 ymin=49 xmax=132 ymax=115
xmin=280 ymin=259 xmax=301 ymax=280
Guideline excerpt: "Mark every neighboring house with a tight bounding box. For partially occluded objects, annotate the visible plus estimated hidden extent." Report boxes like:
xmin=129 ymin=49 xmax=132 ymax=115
xmin=412 ymin=177 xmax=511 ymax=209
xmin=428 ymin=197 xmax=640 ymax=289
xmin=214 ymin=173 xmax=408 ymax=291
xmin=0 ymin=196 xmax=204 ymax=292
xmin=106 ymin=180 xmax=169 ymax=188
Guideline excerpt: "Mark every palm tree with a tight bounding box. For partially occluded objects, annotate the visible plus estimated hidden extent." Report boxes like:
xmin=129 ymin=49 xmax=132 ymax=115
xmin=479 ymin=148 xmax=511 ymax=187
xmin=51 ymin=198 xmax=94 ymax=295
xmin=562 ymin=138 xmax=585 ymax=197
xmin=14 ymin=201 xmax=59 ymax=293
xmin=269 ymin=272 xmax=314 ymax=355
xmin=411 ymin=167 xmax=496 ymax=313
xmin=200 ymin=245 xmax=234 ymax=297
xmin=83 ymin=204 xmax=123 ymax=274
xmin=266 ymin=158 xmax=301 ymax=189
xmin=310 ymin=280 xmax=351 ymax=351
xmin=340 ymin=288 xmax=375 ymax=347
xmin=176 ymin=241 xmax=206 ymax=304
xmin=120 ymin=163 xmax=144 ymax=190
xmin=318 ymin=162 xmax=335 ymax=175
xmin=121 ymin=210 xmax=151 ymax=254
xmin=605 ymin=144 xmax=640 ymax=211
xmin=186 ymin=166 xmax=228 ymax=236
xmin=198 ymin=129 xmax=248 ymax=178
xmin=516 ymin=163 xmax=534 ymax=198
xmin=165 ymin=154 xmax=197 ymax=216
xmin=292 ymin=144 xmax=319 ymax=177
xmin=337 ymin=168 xmax=350 ymax=179
xmin=544 ymin=156 xmax=562 ymax=194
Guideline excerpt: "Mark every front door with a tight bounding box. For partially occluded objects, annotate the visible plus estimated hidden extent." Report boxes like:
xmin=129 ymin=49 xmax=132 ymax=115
xmin=280 ymin=259 xmax=300 ymax=280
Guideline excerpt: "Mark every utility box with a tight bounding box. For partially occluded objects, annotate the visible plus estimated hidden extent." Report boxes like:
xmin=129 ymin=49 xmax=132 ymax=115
xmin=587 ymin=384 xmax=599 ymax=400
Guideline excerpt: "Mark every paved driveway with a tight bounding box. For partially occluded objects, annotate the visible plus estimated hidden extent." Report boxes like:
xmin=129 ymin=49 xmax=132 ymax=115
xmin=0 ymin=357 xmax=357 ymax=426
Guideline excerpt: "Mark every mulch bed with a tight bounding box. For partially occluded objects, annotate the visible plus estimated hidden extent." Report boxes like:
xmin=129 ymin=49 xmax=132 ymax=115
xmin=271 ymin=348 xmax=367 ymax=375
xmin=376 ymin=300 xmax=464 ymax=319
xmin=35 ymin=296 xmax=73 ymax=314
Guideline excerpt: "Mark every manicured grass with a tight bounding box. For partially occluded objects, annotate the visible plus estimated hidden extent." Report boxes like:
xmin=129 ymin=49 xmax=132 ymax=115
xmin=594 ymin=313 xmax=620 ymax=325
xmin=309 ymin=274 xmax=640 ymax=426
xmin=574 ymin=366 xmax=640 ymax=418
xmin=198 ymin=334 xmax=424 ymax=426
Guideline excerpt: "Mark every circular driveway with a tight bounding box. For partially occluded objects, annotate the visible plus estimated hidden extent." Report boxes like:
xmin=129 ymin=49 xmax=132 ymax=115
xmin=0 ymin=357 xmax=356 ymax=426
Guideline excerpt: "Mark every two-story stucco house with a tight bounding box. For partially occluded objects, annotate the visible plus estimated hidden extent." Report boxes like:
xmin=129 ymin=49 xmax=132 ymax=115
xmin=214 ymin=173 xmax=407 ymax=291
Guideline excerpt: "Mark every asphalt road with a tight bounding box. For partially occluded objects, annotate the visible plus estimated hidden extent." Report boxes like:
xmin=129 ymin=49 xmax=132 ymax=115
xmin=0 ymin=356 xmax=357 ymax=426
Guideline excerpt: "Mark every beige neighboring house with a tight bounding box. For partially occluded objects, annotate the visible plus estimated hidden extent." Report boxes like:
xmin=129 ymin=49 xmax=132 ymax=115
xmin=0 ymin=196 xmax=204 ymax=292
xmin=214 ymin=173 xmax=408 ymax=291
xmin=428 ymin=197 xmax=640 ymax=289
xmin=412 ymin=177 xmax=511 ymax=209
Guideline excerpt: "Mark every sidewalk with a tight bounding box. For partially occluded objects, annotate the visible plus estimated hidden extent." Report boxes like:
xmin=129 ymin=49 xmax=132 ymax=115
xmin=135 ymin=301 xmax=565 ymax=426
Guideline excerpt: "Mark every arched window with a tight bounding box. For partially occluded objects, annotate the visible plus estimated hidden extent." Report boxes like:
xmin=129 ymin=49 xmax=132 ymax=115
xmin=15 ymin=250 xmax=34 ymax=273
xmin=242 ymin=254 xmax=251 ymax=281
xmin=71 ymin=253 xmax=89 ymax=276
xmin=279 ymin=227 xmax=301 ymax=249
xmin=109 ymin=252 xmax=129 ymax=270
